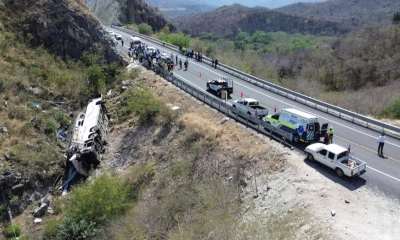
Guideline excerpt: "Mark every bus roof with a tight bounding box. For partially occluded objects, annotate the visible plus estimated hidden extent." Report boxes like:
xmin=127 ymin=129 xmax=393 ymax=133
xmin=73 ymin=97 xmax=103 ymax=143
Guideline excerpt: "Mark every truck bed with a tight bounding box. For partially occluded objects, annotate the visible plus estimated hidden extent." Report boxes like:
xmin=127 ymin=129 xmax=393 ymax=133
xmin=338 ymin=157 xmax=367 ymax=177
xmin=249 ymin=105 xmax=266 ymax=110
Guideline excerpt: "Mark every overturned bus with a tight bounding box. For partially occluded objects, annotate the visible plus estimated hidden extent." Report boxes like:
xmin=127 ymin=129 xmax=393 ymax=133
xmin=55 ymin=96 xmax=109 ymax=195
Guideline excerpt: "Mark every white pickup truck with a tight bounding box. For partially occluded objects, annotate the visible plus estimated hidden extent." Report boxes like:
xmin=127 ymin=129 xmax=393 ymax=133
xmin=305 ymin=143 xmax=367 ymax=178
xmin=232 ymin=98 xmax=268 ymax=119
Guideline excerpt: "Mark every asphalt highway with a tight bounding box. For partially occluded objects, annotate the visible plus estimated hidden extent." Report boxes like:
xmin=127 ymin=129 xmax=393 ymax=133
xmin=110 ymin=27 xmax=400 ymax=199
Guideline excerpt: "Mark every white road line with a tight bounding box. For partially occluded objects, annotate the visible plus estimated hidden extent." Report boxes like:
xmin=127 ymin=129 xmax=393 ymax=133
xmin=368 ymin=166 xmax=400 ymax=183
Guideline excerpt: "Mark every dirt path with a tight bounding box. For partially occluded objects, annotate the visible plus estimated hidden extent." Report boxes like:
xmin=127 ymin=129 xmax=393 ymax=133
xmin=243 ymin=146 xmax=400 ymax=240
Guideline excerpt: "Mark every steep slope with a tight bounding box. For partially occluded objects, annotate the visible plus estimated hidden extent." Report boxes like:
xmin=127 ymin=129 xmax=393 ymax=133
xmin=3 ymin=0 xmax=120 ymax=62
xmin=276 ymin=0 xmax=400 ymax=27
xmin=171 ymin=4 xmax=347 ymax=39
xmin=86 ymin=0 xmax=176 ymax=31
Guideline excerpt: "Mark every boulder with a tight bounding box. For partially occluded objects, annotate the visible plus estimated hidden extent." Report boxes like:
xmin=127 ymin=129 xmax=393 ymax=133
xmin=3 ymin=152 xmax=10 ymax=160
xmin=2 ymin=127 xmax=8 ymax=133
xmin=0 ymin=175 xmax=6 ymax=188
xmin=28 ymin=87 xmax=43 ymax=95
xmin=11 ymin=183 xmax=25 ymax=195
xmin=41 ymin=196 xmax=50 ymax=205
xmin=33 ymin=203 xmax=48 ymax=218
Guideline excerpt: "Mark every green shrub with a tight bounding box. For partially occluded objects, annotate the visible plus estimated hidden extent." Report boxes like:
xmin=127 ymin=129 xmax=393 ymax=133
xmin=53 ymin=217 xmax=99 ymax=240
xmin=127 ymin=88 xmax=161 ymax=121
xmin=380 ymin=98 xmax=400 ymax=119
xmin=137 ymin=23 xmax=153 ymax=35
xmin=4 ymin=223 xmax=21 ymax=238
xmin=67 ymin=172 xmax=132 ymax=224
xmin=45 ymin=117 xmax=58 ymax=136
xmin=87 ymin=65 xmax=106 ymax=95
xmin=158 ymin=32 xmax=190 ymax=47
xmin=10 ymin=143 xmax=61 ymax=171
xmin=43 ymin=219 xmax=60 ymax=239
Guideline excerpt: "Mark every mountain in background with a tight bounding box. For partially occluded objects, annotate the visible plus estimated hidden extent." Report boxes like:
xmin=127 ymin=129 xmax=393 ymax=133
xmin=144 ymin=0 xmax=326 ymax=18
xmin=276 ymin=0 xmax=400 ymax=26
xmin=171 ymin=4 xmax=347 ymax=39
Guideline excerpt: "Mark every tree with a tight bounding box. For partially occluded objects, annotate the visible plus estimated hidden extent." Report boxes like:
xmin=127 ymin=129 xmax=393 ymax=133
xmin=393 ymin=12 xmax=400 ymax=24
xmin=87 ymin=65 xmax=105 ymax=95
xmin=137 ymin=23 xmax=153 ymax=35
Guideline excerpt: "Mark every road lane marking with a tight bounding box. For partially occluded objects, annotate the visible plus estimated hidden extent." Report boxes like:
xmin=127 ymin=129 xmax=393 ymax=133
xmin=367 ymin=167 xmax=400 ymax=183
xmin=335 ymin=135 xmax=400 ymax=164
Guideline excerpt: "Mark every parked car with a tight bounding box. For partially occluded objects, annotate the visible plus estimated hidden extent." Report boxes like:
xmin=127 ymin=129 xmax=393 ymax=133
xmin=206 ymin=77 xmax=233 ymax=98
xmin=114 ymin=34 xmax=122 ymax=40
xmin=111 ymin=22 xmax=123 ymax=27
xmin=232 ymin=98 xmax=268 ymax=119
xmin=305 ymin=143 xmax=367 ymax=178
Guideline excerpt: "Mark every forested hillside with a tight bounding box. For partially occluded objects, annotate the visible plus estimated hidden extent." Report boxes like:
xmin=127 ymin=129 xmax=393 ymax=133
xmin=277 ymin=0 xmax=400 ymax=27
xmin=171 ymin=4 xmax=347 ymax=39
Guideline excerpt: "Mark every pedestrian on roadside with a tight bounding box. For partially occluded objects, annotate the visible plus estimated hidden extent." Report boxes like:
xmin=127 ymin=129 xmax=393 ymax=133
xmin=176 ymin=55 xmax=178 ymax=65
xmin=377 ymin=133 xmax=387 ymax=156
xmin=323 ymin=132 xmax=330 ymax=145
xmin=211 ymin=57 xmax=215 ymax=67
xmin=121 ymin=39 xmax=124 ymax=46
xmin=179 ymin=58 xmax=182 ymax=69
xmin=184 ymin=58 xmax=189 ymax=71
xmin=329 ymin=127 xmax=334 ymax=144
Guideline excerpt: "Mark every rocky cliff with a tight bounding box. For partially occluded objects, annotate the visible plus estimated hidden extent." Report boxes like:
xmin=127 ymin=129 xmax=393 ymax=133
xmin=86 ymin=0 xmax=176 ymax=32
xmin=3 ymin=0 xmax=120 ymax=63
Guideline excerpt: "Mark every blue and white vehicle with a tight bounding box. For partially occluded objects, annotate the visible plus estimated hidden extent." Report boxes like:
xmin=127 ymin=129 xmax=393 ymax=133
xmin=262 ymin=108 xmax=328 ymax=143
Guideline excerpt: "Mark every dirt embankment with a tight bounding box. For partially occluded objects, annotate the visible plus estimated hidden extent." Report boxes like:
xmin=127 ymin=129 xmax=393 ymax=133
xmin=104 ymin=66 xmax=400 ymax=239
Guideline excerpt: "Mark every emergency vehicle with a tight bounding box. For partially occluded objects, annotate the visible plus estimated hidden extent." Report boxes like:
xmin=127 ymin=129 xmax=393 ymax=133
xmin=263 ymin=108 xmax=328 ymax=143
xmin=206 ymin=77 xmax=233 ymax=98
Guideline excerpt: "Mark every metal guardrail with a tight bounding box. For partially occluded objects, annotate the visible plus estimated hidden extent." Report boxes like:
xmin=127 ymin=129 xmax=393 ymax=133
xmin=113 ymin=26 xmax=400 ymax=139
xmin=142 ymin=59 xmax=293 ymax=143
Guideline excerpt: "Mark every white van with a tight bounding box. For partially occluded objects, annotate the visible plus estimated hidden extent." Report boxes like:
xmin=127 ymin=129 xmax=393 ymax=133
xmin=130 ymin=37 xmax=142 ymax=49
xmin=262 ymin=108 xmax=328 ymax=143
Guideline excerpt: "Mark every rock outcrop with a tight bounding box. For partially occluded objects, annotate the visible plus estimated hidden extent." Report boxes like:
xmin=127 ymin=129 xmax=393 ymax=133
xmin=3 ymin=0 xmax=121 ymax=63
xmin=86 ymin=0 xmax=175 ymax=32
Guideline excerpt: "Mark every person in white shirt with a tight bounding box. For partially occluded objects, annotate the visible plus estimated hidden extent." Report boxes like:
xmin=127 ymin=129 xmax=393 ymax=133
xmin=377 ymin=133 xmax=387 ymax=156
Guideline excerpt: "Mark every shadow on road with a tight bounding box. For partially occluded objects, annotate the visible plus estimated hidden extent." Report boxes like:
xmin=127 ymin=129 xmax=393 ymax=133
xmin=303 ymin=158 xmax=366 ymax=191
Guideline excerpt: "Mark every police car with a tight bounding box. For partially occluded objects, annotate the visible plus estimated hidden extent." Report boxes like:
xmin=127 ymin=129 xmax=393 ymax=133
xmin=206 ymin=77 xmax=233 ymax=98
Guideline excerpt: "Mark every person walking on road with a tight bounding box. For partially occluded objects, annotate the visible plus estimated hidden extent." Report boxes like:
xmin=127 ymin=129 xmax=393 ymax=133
xmin=214 ymin=59 xmax=219 ymax=69
xmin=176 ymin=55 xmax=178 ymax=65
xmin=179 ymin=58 xmax=182 ymax=69
xmin=328 ymin=127 xmax=334 ymax=144
xmin=377 ymin=133 xmax=387 ymax=156
xmin=121 ymin=39 xmax=124 ymax=47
